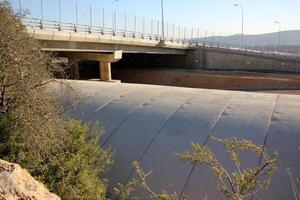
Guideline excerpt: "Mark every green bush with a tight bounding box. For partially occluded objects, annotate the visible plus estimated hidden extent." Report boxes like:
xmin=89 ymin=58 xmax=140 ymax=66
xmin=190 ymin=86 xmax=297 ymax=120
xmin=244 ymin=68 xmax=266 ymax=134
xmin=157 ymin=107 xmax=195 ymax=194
xmin=0 ymin=1 xmax=112 ymax=199
xmin=47 ymin=120 xmax=113 ymax=199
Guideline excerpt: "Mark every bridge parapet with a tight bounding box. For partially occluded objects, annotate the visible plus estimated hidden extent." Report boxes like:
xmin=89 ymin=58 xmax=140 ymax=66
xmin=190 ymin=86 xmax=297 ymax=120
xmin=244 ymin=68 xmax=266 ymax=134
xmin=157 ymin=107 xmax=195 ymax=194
xmin=26 ymin=26 xmax=189 ymax=55
xmin=24 ymin=18 xmax=300 ymax=61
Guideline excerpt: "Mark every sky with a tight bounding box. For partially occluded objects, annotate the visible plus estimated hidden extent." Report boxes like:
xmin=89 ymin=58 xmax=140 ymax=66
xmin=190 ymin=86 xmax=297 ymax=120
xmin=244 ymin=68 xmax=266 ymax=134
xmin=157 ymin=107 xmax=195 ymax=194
xmin=8 ymin=0 xmax=300 ymax=35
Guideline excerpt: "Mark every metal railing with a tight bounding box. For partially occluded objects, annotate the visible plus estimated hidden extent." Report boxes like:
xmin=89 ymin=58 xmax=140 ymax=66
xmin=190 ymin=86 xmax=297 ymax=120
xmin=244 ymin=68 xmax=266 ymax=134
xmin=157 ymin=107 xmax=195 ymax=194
xmin=18 ymin=1 xmax=300 ymax=60
xmin=22 ymin=17 xmax=246 ymax=49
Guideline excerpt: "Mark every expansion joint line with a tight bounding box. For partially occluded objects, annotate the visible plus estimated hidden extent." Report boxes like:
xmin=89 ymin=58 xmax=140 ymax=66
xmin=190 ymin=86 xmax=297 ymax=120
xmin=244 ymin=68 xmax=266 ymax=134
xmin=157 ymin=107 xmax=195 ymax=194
xmin=179 ymin=94 xmax=236 ymax=199
xmin=100 ymin=88 xmax=165 ymax=148
xmin=84 ymin=87 xmax=139 ymax=122
xmin=258 ymin=94 xmax=280 ymax=165
xmin=121 ymin=92 xmax=202 ymax=195
xmin=249 ymin=94 xmax=279 ymax=200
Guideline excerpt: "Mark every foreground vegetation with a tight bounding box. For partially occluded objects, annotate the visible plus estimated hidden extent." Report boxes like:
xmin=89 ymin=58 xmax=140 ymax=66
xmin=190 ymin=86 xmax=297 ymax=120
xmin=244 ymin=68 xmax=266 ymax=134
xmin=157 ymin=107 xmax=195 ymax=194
xmin=0 ymin=2 xmax=112 ymax=199
xmin=115 ymin=135 xmax=278 ymax=200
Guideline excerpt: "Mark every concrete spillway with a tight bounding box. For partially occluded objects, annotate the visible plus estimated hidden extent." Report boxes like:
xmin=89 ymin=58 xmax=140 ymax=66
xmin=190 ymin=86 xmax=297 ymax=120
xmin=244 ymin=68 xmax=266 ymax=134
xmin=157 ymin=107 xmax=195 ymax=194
xmin=58 ymin=80 xmax=300 ymax=200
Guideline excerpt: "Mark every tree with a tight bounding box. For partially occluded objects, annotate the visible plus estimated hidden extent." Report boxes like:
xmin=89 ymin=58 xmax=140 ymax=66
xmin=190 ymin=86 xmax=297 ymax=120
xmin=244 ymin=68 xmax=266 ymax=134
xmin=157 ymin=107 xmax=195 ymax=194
xmin=0 ymin=2 xmax=112 ymax=199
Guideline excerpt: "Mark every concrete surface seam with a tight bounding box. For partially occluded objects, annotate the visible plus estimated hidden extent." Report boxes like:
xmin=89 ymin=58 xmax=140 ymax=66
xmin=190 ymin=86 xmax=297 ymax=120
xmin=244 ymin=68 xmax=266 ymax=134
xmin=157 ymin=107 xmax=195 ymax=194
xmin=100 ymin=89 xmax=166 ymax=148
xmin=179 ymin=94 xmax=237 ymax=199
xmin=84 ymin=87 xmax=138 ymax=121
xmin=120 ymin=92 xmax=202 ymax=199
xmin=258 ymin=94 xmax=280 ymax=166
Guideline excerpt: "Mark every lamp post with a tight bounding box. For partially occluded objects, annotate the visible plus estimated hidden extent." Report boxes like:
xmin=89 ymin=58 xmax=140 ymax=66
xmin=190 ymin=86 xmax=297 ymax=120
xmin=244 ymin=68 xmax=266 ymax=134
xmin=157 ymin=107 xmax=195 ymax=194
xmin=161 ymin=0 xmax=165 ymax=41
xmin=234 ymin=3 xmax=244 ymax=49
xmin=274 ymin=21 xmax=281 ymax=53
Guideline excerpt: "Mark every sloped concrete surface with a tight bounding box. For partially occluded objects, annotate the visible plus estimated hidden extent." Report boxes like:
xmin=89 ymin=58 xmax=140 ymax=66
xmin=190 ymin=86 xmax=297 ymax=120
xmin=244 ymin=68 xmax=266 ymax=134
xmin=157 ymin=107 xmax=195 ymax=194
xmin=56 ymin=80 xmax=300 ymax=200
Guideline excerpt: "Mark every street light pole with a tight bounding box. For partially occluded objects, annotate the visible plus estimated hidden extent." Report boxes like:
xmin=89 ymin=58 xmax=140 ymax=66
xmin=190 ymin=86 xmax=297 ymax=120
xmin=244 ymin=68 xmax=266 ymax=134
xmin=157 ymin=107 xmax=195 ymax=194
xmin=161 ymin=0 xmax=165 ymax=41
xmin=234 ymin=3 xmax=244 ymax=49
xmin=274 ymin=21 xmax=281 ymax=53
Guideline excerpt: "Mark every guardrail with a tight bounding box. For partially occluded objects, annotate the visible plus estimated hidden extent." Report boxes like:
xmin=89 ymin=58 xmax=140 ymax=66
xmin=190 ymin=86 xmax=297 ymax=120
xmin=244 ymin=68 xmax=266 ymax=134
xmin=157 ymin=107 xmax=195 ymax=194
xmin=23 ymin=17 xmax=300 ymax=60
xmin=22 ymin=18 xmax=247 ymax=48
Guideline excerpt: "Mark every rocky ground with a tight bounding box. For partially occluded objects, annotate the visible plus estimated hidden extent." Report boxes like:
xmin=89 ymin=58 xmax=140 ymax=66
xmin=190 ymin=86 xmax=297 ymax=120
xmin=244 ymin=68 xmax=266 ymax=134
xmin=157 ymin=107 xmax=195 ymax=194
xmin=0 ymin=159 xmax=60 ymax=200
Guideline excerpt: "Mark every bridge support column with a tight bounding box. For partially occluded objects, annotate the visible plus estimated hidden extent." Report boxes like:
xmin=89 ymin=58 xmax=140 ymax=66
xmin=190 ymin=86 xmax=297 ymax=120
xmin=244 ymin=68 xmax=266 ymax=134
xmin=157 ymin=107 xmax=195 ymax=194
xmin=99 ymin=62 xmax=112 ymax=81
xmin=69 ymin=57 xmax=80 ymax=79
xmin=64 ymin=51 xmax=122 ymax=82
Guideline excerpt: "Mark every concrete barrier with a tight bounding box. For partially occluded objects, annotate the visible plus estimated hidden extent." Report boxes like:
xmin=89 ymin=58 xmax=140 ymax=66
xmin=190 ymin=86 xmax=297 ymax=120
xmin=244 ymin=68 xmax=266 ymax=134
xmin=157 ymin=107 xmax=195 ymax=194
xmin=202 ymin=48 xmax=300 ymax=73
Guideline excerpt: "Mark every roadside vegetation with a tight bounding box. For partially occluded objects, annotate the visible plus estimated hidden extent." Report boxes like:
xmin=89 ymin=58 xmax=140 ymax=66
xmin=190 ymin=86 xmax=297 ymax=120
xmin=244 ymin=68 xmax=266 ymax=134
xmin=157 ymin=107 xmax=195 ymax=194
xmin=0 ymin=2 xmax=112 ymax=199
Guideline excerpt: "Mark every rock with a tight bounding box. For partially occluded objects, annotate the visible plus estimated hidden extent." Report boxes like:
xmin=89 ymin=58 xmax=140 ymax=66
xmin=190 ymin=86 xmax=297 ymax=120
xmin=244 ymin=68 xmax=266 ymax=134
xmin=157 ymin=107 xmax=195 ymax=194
xmin=0 ymin=159 xmax=60 ymax=200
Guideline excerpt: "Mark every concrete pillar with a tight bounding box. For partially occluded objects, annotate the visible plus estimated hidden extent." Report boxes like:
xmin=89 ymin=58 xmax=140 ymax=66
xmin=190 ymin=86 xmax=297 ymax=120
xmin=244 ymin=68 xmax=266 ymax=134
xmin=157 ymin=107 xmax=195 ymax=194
xmin=99 ymin=62 xmax=112 ymax=81
xmin=64 ymin=51 xmax=122 ymax=81
xmin=69 ymin=57 xmax=80 ymax=79
xmin=185 ymin=49 xmax=206 ymax=69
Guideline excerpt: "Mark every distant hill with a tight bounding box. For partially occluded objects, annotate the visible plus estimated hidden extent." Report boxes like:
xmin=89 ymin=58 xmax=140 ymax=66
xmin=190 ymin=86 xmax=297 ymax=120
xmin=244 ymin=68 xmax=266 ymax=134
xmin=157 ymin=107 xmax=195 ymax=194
xmin=199 ymin=30 xmax=300 ymax=53
xmin=200 ymin=30 xmax=300 ymax=46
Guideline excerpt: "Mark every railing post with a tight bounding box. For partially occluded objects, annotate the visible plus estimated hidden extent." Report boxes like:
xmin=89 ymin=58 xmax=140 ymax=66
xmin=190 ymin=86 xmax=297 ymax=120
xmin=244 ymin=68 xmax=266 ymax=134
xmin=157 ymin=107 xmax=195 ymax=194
xmin=19 ymin=0 xmax=22 ymax=14
xmin=183 ymin=27 xmax=186 ymax=42
xmin=204 ymin=30 xmax=207 ymax=46
xmin=113 ymin=10 xmax=116 ymax=35
xmin=89 ymin=5 xmax=92 ymax=33
xmin=218 ymin=32 xmax=221 ymax=47
xmin=124 ymin=13 xmax=126 ymax=37
xmin=172 ymin=24 xmax=175 ymax=41
xmin=75 ymin=0 xmax=78 ymax=32
xmin=40 ymin=0 xmax=44 ymax=29
xmin=134 ymin=15 xmax=136 ymax=37
xmin=59 ymin=0 xmax=62 ymax=31
xmin=150 ymin=19 xmax=153 ymax=39
xmin=211 ymin=32 xmax=214 ymax=47
xmin=111 ymin=9 xmax=113 ymax=34
xmin=191 ymin=28 xmax=193 ymax=44
xmin=166 ymin=23 xmax=168 ymax=40
xmin=142 ymin=17 xmax=145 ymax=38
xmin=112 ymin=9 xmax=114 ymax=35
xmin=178 ymin=26 xmax=181 ymax=42
xmin=157 ymin=21 xmax=159 ymax=40
xmin=102 ymin=8 xmax=105 ymax=34
xmin=197 ymin=29 xmax=199 ymax=46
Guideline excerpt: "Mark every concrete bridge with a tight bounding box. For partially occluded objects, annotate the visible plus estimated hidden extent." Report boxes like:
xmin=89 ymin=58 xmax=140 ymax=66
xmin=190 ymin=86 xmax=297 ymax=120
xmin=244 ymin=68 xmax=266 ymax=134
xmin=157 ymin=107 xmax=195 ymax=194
xmin=25 ymin=18 xmax=300 ymax=81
